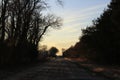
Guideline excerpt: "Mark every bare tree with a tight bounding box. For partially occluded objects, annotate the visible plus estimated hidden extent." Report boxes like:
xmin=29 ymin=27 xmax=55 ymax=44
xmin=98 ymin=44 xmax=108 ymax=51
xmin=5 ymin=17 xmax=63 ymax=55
xmin=0 ymin=0 xmax=9 ymax=42
xmin=0 ymin=0 xmax=62 ymax=64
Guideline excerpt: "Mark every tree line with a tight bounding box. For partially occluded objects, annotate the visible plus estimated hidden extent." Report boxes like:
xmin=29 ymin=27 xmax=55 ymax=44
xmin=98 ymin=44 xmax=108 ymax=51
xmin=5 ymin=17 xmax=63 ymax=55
xmin=38 ymin=45 xmax=59 ymax=60
xmin=63 ymin=0 xmax=120 ymax=65
xmin=0 ymin=0 xmax=62 ymax=65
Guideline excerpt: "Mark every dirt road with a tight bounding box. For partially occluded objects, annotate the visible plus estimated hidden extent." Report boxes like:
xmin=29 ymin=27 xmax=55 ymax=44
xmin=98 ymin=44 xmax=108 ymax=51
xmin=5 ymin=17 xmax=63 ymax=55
xmin=2 ymin=58 xmax=109 ymax=80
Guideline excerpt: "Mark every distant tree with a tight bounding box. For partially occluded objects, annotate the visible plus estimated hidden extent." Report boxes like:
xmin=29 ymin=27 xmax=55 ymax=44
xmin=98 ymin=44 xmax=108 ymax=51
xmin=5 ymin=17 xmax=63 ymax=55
xmin=62 ymin=48 xmax=66 ymax=56
xmin=49 ymin=47 xmax=59 ymax=57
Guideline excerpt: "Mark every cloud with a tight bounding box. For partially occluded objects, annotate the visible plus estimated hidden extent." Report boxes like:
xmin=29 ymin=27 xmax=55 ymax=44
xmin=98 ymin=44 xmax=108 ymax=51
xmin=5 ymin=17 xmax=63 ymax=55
xmin=63 ymin=4 xmax=107 ymax=24
xmin=57 ymin=4 xmax=107 ymax=35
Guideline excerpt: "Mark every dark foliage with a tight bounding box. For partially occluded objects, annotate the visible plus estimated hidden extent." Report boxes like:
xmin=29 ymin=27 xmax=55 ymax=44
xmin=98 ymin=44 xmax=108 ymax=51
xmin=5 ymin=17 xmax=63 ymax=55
xmin=49 ymin=47 xmax=59 ymax=57
xmin=63 ymin=0 xmax=120 ymax=65
xmin=63 ymin=46 xmax=80 ymax=58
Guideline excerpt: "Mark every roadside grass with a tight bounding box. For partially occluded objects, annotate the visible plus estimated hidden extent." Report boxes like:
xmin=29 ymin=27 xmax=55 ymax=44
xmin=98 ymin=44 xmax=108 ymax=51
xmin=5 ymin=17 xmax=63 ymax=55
xmin=67 ymin=57 xmax=120 ymax=80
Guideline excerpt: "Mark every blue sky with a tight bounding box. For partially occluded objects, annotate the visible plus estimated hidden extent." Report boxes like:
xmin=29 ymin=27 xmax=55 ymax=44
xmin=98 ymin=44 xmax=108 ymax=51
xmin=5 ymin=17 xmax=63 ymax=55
xmin=40 ymin=0 xmax=111 ymax=55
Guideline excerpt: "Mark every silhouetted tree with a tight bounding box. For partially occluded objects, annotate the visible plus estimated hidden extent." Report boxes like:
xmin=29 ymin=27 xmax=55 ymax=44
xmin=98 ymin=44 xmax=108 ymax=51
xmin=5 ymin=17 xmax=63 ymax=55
xmin=80 ymin=0 xmax=120 ymax=64
xmin=0 ymin=0 xmax=9 ymax=42
xmin=49 ymin=47 xmax=59 ymax=57
xmin=63 ymin=0 xmax=120 ymax=64
xmin=0 ymin=0 xmax=62 ymax=65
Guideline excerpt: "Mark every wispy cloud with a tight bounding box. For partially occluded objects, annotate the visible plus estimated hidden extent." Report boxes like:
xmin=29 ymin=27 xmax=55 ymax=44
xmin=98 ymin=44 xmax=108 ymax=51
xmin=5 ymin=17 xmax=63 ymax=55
xmin=63 ymin=4 xmax=107 ymax=24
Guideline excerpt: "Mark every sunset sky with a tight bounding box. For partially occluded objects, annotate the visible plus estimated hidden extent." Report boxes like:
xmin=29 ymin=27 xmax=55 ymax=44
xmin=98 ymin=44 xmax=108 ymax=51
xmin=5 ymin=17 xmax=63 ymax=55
xmin=40 ymin=0 xmax=111 ymax=55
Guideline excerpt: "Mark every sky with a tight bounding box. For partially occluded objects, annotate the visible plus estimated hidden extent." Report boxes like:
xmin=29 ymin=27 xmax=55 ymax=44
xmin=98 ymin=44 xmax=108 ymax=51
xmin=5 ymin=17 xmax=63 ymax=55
xmin=40 ymin=0 xmax=111 ymax=55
